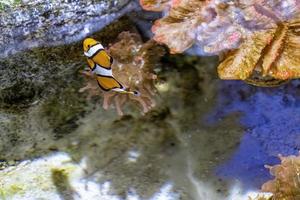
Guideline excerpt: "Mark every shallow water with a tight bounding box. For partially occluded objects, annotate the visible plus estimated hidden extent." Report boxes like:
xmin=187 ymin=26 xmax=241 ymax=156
xmin=1 ymin=2 xmax=299 ymax=199
xmin=1 ymin=51 xmax=292 ymax=199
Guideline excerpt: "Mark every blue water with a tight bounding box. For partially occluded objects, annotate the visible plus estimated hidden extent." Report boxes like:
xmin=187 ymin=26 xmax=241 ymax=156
xmin=207 ymin=80 xmax=300 ymax=188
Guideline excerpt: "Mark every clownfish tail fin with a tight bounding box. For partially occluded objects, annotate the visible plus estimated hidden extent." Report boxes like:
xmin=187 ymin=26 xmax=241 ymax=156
xmin=124 ymin=88 xmax=140 ymax=96
xmin=122 ymin=87 xmax=140 ymax=96
xmin=112 ymin=87 xmax=140 ymax=96
xmin=124 ymin=89 xmax=140 ymax=96
xmin=133 ymin=90 xmax=140 ymax=96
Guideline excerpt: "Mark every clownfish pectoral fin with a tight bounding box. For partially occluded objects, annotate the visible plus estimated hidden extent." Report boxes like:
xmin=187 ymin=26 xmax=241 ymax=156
xmin=86 ymin=59 xmax=96 ymax=71
xmin=132 ymin=90 xmax=140 ymax=96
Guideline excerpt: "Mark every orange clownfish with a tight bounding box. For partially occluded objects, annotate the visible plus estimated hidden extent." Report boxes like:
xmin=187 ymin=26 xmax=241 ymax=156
xmin=83 ymin=38 xmax=139 ymax=96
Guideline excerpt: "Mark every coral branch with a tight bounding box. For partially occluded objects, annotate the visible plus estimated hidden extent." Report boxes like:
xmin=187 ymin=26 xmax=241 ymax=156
xmin=140 ymin=0 xmax=171 ymax=11
xmin=219 ymin=16 xmax=300 ymax=82
xmin=140 ymin=0 xmax=300 ymax=84
xmin=261 ymin=152 xmax=300 ymax=200
xmin=151 ymin=0 xmax=207 ymax=53
xmin=218 ymin=29 xmax=276 ymax=80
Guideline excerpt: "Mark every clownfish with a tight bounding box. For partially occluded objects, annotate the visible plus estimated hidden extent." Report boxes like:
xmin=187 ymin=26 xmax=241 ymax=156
xmin=83 ymin=38 xmax=139 ymax=96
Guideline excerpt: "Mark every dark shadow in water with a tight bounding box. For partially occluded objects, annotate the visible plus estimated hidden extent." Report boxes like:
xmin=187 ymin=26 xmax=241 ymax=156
xmin=207 ymin=80 xmax=300 ymax=189
xmin=51 ymin=168 xmax=76 ymax=200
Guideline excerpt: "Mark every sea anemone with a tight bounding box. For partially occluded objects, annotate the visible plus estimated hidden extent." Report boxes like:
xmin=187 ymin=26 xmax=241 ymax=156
xmin=80 ymin=31 xmax=165 ymax=115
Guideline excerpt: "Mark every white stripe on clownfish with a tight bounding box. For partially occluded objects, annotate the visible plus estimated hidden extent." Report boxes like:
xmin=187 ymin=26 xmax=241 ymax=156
xmin=93 ymin=64 xmax=113 ymax=77
xmin=84 ymin=43 xmax=104 ymax=58
xmin=91 ymin=64 xmax=140 ymax=96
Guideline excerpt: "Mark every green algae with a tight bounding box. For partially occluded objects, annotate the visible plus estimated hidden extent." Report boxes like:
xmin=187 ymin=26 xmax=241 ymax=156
xmin=40 ymin=85 xmax=87 ymax=139
xmin=0 ymin=0 xmax=21 ymax=10
xmin=51 ymin=168 xmax=75 ymax=199
xmin=0 ymin=183 xmax=24 ymax=200
xmin=0 ymin=154 xmax=79 ymax=200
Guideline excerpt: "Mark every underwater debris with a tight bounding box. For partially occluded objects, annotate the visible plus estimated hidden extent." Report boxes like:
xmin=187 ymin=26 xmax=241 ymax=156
xmin=261 ymin=152 xmax=300 ymax=200
xmin=141 ymin=0 xmax=300 ymax=83
xmin=80 ymin=31 xmax=165 ymax=115
xmin=51 ymin=168 xmax=77 ymax=199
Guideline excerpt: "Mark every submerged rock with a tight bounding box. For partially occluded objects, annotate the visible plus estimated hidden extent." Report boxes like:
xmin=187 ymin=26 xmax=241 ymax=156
xmin=0 ymin=0 xmax=138 ymax=58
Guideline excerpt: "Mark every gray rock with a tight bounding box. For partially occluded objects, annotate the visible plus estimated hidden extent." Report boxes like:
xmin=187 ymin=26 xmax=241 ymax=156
xmin=0 ymin=0 xmax=138 ymax=58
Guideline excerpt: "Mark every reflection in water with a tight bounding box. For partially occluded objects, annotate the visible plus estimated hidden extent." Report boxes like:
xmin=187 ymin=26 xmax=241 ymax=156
xmin=0 ymin=55 xmax=250 ymax=199
xmin=0 ymin=152 xmax=273 ymax=200
xmin=1 ymin=52 xmax=281 ymax=199
xmin=67 ymin=56 xmax=248 ymax=199
xmin=208 ymin=80 xmax=300 ymax=188
xmin=186 ymin=156 xmax=222 ymax=200
xmin=0 ymin=153 xmax=180 ymax=200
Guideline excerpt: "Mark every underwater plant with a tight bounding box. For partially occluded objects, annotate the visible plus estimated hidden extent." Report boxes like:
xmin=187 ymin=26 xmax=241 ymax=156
xmin=80 ymin=31 xmax=165 ymax=115
xmin=140 ymin=0 xmax=300 ymax=84
xmin=260 ymin=152 xmax=300 ymax=200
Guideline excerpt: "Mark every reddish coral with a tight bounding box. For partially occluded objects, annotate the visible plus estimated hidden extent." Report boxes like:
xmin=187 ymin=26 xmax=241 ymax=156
xmin=140 ymin=0 xmax=172 ymax=11
xmin=218 ymin=3 xmax=300 ymax=82
xmin=141 ymin=0 xmax=300 ymax=54
xmin=80 ymin=32 xmax=165 ymax=115
xmin=261 ymin=152 xmax=300 ymax=200
xmin=149 ymin=0 xmax=209 ymax=53
xmin=141 ymin=0 xmax=300 ymax=83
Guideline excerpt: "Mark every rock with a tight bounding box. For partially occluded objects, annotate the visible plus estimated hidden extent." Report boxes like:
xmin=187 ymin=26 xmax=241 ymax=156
xmin=0 ymin=0 xmax=138 ymax=58
xmin=0 ymin=17 xmax=135 ymax=110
